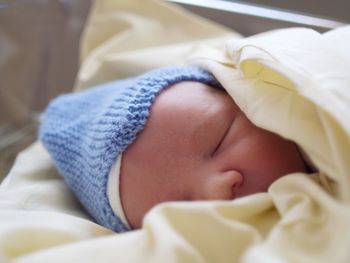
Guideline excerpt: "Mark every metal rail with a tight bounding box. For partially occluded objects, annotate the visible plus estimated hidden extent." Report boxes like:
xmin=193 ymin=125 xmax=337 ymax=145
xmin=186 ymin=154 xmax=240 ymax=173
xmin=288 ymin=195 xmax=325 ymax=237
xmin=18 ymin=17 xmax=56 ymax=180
xmin=167 ymin=0 xmax=347 ymax=29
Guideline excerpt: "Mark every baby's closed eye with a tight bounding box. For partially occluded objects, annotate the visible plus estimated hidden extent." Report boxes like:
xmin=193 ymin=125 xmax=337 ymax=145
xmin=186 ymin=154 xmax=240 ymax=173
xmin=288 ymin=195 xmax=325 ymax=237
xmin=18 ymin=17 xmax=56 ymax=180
xmin=211 ymin=118 xmax=234 ymax=157
xmin=192 ymin=112 xmax=233 ymax=159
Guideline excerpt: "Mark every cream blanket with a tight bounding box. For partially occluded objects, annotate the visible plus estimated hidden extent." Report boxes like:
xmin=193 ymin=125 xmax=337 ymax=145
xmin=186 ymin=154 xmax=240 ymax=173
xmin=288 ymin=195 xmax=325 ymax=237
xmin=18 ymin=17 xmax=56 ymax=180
xmin=1 ymin=0 xmax=350 ymax=262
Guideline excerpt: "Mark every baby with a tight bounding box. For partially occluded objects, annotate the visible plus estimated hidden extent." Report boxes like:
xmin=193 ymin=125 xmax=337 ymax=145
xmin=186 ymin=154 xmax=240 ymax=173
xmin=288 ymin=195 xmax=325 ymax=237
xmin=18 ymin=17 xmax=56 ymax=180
xmin=40 ymin=66 xmax=307 ymax=232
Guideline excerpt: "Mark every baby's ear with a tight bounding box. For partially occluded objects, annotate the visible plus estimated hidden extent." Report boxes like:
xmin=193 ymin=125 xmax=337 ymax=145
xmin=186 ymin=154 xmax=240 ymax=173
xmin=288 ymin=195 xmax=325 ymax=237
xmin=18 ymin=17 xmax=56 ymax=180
xmin=198 ymin=170 xmax=243 ymax=201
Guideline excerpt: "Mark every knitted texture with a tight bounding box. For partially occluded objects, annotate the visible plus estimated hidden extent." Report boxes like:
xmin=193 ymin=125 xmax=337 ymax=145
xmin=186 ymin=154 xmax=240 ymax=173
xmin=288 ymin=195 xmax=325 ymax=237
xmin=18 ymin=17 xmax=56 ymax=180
xmin=39 ymin=66 xmax=221 ymax=232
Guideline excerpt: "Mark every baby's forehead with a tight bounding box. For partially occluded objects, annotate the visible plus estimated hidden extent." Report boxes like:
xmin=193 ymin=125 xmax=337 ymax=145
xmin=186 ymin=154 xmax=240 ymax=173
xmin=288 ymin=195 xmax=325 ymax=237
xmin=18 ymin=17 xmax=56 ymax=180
xmin=152 ymin=81 xmax=229 ymax=111
xmin=137 ymin=81 xmax=237 ymax=149
xmin=124 ymin=81 xmax=230 ymax=156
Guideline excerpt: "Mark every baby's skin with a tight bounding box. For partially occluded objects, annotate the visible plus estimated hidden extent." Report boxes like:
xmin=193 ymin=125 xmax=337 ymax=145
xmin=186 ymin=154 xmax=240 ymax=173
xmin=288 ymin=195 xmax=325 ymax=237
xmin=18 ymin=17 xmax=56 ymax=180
xmin=120 ymin=81 xmax=307 ymax=229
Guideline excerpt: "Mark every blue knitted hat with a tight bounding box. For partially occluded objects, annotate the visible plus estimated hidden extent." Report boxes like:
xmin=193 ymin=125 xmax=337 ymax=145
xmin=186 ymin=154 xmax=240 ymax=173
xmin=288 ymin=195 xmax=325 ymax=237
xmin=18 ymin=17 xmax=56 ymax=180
xmin=39 ymin=66 xmax=221 ymax=232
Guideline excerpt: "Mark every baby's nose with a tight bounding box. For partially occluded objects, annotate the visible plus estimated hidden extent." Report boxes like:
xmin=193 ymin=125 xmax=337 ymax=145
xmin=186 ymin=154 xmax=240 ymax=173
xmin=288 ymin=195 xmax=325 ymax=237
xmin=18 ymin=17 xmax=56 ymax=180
xmin=196 ymin=170 xmax=243 ymax=201
xmin=226 ymin=170 xmax=244 ymax=199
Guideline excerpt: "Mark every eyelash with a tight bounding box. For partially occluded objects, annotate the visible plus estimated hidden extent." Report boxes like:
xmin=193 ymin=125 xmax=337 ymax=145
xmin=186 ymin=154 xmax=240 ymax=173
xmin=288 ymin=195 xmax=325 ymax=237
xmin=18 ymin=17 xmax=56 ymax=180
xmin=211 ymin=128 xmax=229 ymax=157
xmin=212 ymin=118 xmax=234 ymax=157
xmin=212 ymin=136 xmax=224 ymax=157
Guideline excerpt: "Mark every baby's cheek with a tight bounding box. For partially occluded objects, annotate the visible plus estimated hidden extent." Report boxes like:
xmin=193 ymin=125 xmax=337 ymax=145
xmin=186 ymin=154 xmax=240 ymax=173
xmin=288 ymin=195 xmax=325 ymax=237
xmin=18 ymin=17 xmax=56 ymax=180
xmin=234 ymin=131 xmax=306 ymax=196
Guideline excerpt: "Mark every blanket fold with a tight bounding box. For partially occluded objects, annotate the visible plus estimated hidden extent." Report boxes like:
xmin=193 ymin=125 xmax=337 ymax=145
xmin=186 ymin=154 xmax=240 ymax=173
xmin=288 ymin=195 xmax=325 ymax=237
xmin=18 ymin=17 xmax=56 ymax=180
xmin=192 ymin=25 xmax=350 ymax=262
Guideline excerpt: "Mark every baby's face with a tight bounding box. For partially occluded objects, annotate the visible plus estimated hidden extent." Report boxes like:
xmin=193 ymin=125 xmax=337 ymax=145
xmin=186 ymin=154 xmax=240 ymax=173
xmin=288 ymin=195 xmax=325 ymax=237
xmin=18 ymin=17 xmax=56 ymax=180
xmin=120 ymin=81 xmax=307 ymax=229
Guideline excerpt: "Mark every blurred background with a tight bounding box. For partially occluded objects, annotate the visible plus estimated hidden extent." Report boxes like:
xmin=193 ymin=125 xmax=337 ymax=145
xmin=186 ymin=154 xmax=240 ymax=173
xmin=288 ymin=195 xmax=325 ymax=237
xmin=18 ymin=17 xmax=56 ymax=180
xmin=0 ymin=0 xmax=349 ymax=178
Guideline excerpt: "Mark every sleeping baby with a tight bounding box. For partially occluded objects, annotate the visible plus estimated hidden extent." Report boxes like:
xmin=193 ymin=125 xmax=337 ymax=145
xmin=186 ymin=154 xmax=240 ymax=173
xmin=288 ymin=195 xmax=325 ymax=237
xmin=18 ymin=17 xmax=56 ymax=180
xmin=39 ymin=66 xmax=308 ymax=232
